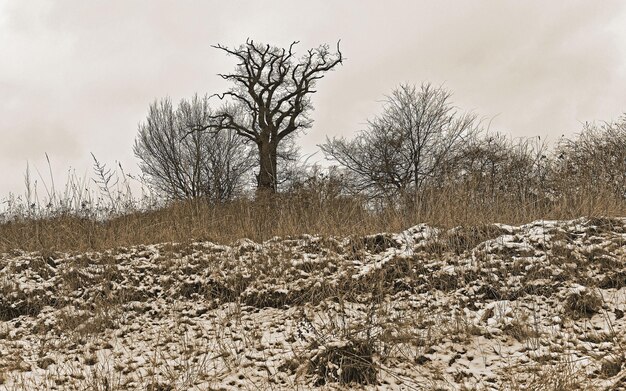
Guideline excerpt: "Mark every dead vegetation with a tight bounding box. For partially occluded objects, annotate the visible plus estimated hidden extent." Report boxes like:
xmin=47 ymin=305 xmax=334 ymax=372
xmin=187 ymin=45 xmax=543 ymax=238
xmin=1 ymin=119 xmax=626 ymax=389
xmin=1 ymin=218 xmax=625 ymax=390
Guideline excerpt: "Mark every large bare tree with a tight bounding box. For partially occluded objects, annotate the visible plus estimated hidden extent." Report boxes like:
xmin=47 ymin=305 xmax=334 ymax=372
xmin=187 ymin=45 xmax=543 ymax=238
xmin=322 ymin=83 xmax=477 ymax=200
xmin=203 ymin=39 xmax=343 ymax=193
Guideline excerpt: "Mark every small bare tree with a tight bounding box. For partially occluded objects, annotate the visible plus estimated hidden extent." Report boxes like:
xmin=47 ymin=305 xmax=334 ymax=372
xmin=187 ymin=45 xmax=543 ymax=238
xmin=198 ymin=39 xmax=343 ymax=193
xmin=134 ymin=95 xmax=254 ymax=201
xmin=322 ymin=83 xmax=477 ymax=200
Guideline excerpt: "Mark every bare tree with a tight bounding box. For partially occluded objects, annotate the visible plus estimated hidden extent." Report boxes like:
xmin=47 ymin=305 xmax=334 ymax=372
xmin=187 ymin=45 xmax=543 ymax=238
xmin=134 ymin=95 xmax=254 ymax=201
xmin=198 ymin=39 xmax=343 ymax=193
xmin=322 ymin=83 xmax=477 ymax=200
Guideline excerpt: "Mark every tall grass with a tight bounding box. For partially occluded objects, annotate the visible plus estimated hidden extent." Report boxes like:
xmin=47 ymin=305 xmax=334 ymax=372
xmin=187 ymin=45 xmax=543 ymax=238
xmin=1 ymin=168 xmax=624 ymax=253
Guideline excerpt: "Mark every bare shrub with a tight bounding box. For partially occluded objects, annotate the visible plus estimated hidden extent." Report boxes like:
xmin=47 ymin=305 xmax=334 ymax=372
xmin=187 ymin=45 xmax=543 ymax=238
xmin=308 ymin=339 xmax=377 ymax=386
xmin=555 ymin=116 xmax=626 ymax=198
xmin=564 ymin=286 xmax=602 ymax=319
xmin=450 ymin=132 xmax=551 ymax=206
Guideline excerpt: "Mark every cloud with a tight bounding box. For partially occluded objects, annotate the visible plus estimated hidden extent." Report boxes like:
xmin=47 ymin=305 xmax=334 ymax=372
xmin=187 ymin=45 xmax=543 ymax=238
xmin=1 ymin=0 xmax=626 ymax=197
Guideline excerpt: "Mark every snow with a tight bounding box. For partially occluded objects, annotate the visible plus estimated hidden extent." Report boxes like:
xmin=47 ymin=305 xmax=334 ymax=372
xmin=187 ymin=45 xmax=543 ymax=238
xmin=0 ymin=217 xmax=625 ymax=389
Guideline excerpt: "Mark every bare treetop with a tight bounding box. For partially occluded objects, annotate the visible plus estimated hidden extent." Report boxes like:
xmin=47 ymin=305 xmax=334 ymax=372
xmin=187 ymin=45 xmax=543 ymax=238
xmin=211 ymin=39 xmax=342 ymax=141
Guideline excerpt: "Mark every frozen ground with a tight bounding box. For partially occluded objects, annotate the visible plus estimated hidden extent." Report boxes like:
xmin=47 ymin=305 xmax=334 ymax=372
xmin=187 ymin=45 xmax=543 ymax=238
xmin=1 ymin=217 xmax=625 ymax=390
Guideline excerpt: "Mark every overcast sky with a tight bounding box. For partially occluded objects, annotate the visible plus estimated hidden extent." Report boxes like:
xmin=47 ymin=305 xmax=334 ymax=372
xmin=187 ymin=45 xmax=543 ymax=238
xmin=2 ymin=0 xmax=626 ymax=199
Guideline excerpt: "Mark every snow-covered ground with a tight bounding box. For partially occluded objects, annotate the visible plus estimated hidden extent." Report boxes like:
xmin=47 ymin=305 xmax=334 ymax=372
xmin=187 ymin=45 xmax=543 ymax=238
xmin=1 ymin=217 xmax=625 ymax=390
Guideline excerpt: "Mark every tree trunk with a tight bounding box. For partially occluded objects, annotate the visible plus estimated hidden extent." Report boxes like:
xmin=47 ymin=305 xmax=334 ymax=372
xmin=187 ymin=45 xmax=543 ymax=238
xmin=257 ymin=138 xmax=278 ymax=193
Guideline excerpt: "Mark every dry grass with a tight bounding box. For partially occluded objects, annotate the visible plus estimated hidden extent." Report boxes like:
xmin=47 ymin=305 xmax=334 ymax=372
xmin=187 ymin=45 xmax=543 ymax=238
xmin=2 ymin=216 xmax=625 ymax=389
xmin=1 ymin=180 xmax=625 ymax=253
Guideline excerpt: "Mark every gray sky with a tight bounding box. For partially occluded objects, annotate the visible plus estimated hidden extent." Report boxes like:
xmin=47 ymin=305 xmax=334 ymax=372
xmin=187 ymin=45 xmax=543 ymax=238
xmin=2 ymin=0 xmax=626 ymax=199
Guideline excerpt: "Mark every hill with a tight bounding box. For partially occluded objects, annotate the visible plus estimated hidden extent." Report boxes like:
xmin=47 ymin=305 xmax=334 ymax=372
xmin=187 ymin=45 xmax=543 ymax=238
xmin=1 ymin=218 xmax=625 ymax=390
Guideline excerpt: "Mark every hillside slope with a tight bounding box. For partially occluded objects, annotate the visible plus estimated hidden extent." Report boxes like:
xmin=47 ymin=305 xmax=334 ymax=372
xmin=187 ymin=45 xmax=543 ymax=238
xmin=1 ymin=218 xmax=625 ymax=390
